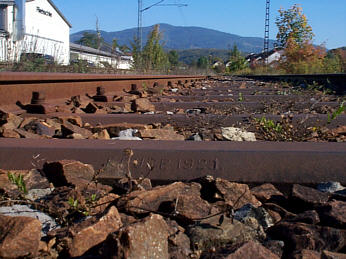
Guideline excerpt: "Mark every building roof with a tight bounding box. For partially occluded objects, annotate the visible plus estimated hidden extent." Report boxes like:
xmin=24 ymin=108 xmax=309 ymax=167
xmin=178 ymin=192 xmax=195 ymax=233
xmin=70 ymin=43 xmax=120 ymax=58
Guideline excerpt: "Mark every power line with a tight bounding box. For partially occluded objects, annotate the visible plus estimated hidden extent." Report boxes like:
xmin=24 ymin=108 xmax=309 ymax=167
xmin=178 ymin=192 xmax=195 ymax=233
xmin=137 ymin=0 xmax=187 ymax=50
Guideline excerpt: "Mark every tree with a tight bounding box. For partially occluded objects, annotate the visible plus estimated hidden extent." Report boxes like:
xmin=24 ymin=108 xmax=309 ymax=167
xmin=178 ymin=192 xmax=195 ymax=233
xmin=197 ymin=56 xmax=208 ymax=69
xmin=119 ymin=45 xmax=130 ymax=54
xmin=276 ymin=4 xmax=314 ymax=47
xmin=141 ymin=24 xmax=169 ymax=71
xmin=275 ymin=5 xmax=326 ymax=74
xmin=226 ymin=45 xmax=248 ymax=72
xmin=75 ymin=32 xmax=104 ymax=49
xmin=168 ymin=50 xmax=179 ymax=68
xmin=111 ymin=38 xmax=118 ymax=54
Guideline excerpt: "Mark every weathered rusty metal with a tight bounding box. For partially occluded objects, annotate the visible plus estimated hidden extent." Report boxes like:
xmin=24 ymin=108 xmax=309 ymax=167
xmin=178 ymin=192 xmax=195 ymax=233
xmin=0 ymin=139 xmax=344 ymax=184
xmin=0 ymin=72 xmax=205 ymax=107
xmin=25 ymin=113 xmax=346 ymax=129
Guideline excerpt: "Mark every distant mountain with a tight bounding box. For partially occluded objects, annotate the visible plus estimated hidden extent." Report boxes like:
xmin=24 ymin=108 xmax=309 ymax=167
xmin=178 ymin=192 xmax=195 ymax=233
xmin=70 ymin=23 xmax=276 ymax=54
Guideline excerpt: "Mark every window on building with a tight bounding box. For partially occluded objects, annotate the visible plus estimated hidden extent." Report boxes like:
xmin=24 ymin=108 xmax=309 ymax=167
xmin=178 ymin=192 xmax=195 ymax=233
xmin=0 ymin=5 xmax=8 ymax=31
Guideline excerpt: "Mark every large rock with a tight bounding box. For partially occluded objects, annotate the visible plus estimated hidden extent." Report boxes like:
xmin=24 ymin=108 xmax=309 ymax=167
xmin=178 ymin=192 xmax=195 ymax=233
xmin=221 ymin=127 xmax=256 ymax=141
xmin=187 ymin=216 xmax=264 ymax=253
xmin=294 ymin=249 xmax=321 ymax=259
xmin=322 ymin=250 xmax=346 ymax=259
xmin=251 ymin=183 xmax=284 ymax=202
xmin=133 ymin=98 xmax=155 ymax=112
xmin=0 ymin=205 xmax=59 ymax=236
xmin=43 ymin=160 xmax=95 ymax=188
xmin=119 ymin=182 xmax=194 ymax=213
xmin=291 ymin=184 xmax=330 ymax=210
xmin=318 ymin=200 xmax=346 ymax=228
xmin=267 ymin=221 xmax=346 ymax=256
xmin=0 ymin=109 xmax=23 ymax=129
xmin=118 ymin=182 xmax=211 ymax=221
xmin=60 ymin=120 xmax=92 ymax=138
xmin=22 ymin=120 xmax=56 ymax=137
xmin=0 ymin=128 xmax=21 ymax=138
xmin=225 ymin=241 xmax=280 ymax=259
xmin=234 ymin=203 xmax=274 ymax=229
xmin=68 ymin=206 xmax=122 ymax=257
xmin=0 ymin=214 xmax=42 ymax=258
xmin=139 ymin=128 xmax=185 ymax=140
xmin=104 ymin=214 xmax=169 ymax=259
xmin=214 ymin=179 xmax=261 ymax=209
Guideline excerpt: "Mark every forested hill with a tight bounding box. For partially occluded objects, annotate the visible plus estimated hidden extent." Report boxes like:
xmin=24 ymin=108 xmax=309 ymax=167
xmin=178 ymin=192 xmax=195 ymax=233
xmin=70 ymin=23 xmax=275 ymax=53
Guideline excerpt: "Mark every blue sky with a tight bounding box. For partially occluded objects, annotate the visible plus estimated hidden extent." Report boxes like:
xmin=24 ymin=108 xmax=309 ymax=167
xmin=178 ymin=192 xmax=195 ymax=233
xmin=54 ymin=0 xmax=346 ymax=49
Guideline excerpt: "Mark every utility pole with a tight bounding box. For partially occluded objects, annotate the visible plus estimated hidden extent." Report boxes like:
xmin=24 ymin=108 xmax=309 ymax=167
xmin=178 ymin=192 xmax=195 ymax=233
xmin=264 ymin=0 xmax=270 ymax=65
xmin=137 ymin=0 xmax=143 ymax=49
xmin=137 ymin=0 xmax=187 ymax=50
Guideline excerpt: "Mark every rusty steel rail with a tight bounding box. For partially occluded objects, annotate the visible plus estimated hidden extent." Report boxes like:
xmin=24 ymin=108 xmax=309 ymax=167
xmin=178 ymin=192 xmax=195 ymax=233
xmin=0 ymin=139 xmax=345 ymax=184
xmin=27 ymin=113 xmax=346 ymax=129
xmin=0 ymin=72 xmax=205 ymax=106
xmin=238 ymin=74 xmax=346 ymax=95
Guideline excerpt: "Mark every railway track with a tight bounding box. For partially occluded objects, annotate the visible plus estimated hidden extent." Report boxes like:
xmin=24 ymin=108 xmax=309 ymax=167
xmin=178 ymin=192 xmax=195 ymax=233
xmin=0 ymin=72 xmax=345 ymax=184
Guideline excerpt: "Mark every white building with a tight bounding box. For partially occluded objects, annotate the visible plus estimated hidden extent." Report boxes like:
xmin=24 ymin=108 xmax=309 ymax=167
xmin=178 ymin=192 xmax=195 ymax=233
xmin=0 ymin=0 xmax=71 ymax=64
xmin=70 ymin=42 xmax=134 ymax=70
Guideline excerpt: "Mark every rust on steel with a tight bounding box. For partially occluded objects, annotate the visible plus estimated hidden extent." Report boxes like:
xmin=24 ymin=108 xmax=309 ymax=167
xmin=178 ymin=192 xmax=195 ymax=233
xmin=0 ymin=72 xmax=205 ymax=106
xmin=25 ymin=113 xmax=346 ymax=129
xmin=0 ymin=139 xmax=345 ymax=184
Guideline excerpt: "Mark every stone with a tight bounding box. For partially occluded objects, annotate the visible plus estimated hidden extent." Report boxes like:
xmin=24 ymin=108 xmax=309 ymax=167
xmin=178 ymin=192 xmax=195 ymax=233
xmin=263 ymin=240 xmax=284 ymax=258
xmin=214 ymin=179 xmax=261 ymax=209
xmin=267 ymin=222 xmax=346 ymax=255
xmin=68 ymin=206 xmax=122 ymax=257
xmin=286 ymin=210 xmax=320 ymax=225
xmin=45 ymin=186 xmax=86 ymax=220
xmin=24 ymin=169 xmax=50 ymax=190
xmin=91 ymin=193 xmax=119 ymax=215
xmin=61 ymin=120 xmax=92 ymax=138
xmin=225 ymin=241 xmax=280 ymax=259
xmin=169 ymin=231 xmax=192 ymax=259
xmin=221 ymin=127 xmax=256 ymax=141
xmin=0 ymin=110 xmax=23 ymax=129
xmin=318 ymin=200 xmax=346 ymax=228
xmin=83 ymin=102 xmax=99 ymax=113
xmin=43 ymin=160 xmax=95 ymax=188
xmin=0 ymin=214 xmax=41 ymax=258
xmin=292 ymin=184 xmax=330 ymax=209
xmin=90 ymin=129 xmax=110 ymax=139
xmin=317 ymin=182 xmax=345 ymax=193
xmin=234 ymin=203 xmax=274 ymax=229
xmin=322 ymin=250 xmax=346 ymax=259
xmin=25 ymin=188 xmax=53 ymax=201
xmin=295 ymin=249 xmax=322 ymax=259
xmin=14 ymin=128 xmax=48 ymax=139
xmin=113 ymin=128 xmax=142 ymax=140
xmin=0 ymin=128 xmax=21 ymax=138
xmin=187 ymin=216 xmax=263 ymax=253
xmin=54 ymin=115 xmax=83 ymax=128
xmin=0 ymin=205 xmax=59 ymax=236
xmin=118 ymin=182 xmax=209 ymax=219
xmin=103 ymin=214 xmax=169 ymax=259
xmin=251 ymin=183 xmax=284 ymax=202
xmin=139 ymin=128 xmax=185 ymax=140
xmin=187 ymin=133 xmax=203 ymax=141
xmin=133 ymin=98 xmax=155 ymax=112
xmin=22 ymin=120 xmax=56 ymax=136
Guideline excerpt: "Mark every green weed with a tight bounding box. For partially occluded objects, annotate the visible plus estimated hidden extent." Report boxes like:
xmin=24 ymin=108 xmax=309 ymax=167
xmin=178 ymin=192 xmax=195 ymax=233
xmin=7 ymin=172 xmax=27 ymax=194
xmin=328 ymin=101 xmax=345 ymax=124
